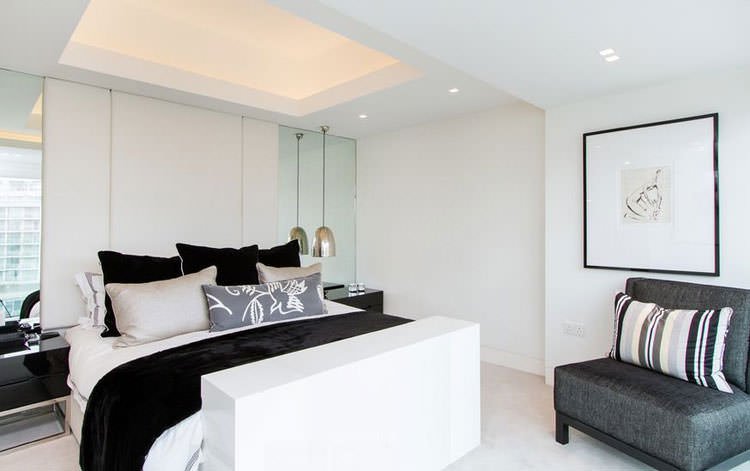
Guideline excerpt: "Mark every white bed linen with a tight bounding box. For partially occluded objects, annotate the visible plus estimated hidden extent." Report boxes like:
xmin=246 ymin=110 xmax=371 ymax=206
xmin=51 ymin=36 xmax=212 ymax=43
xmin=66 ymin=300 xmax=362 ymax=471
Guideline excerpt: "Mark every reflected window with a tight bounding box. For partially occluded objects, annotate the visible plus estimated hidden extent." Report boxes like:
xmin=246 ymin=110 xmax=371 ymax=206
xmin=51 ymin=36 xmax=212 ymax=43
xmin=0 ymin=69 xmax=43 ymax=320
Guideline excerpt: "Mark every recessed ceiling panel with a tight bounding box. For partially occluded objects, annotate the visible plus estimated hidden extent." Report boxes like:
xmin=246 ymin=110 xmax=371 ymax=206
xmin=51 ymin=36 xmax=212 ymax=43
xmin=0 ymin=69 xmax=43 ymax=146
xmin=59 ymin=0 xmax=421 ymax=115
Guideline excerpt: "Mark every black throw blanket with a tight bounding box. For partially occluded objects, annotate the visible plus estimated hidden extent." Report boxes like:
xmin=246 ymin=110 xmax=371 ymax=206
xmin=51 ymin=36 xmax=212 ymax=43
xmin=80 ymin=312 xmax=411 ymax=471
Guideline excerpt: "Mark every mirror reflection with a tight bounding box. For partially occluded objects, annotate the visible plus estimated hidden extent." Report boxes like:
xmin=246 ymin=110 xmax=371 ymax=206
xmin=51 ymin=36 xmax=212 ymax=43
xmin=0 ymin=69 xmax=43 ymax=322
xmin=278 ymin=126 xmax=356 ymax=284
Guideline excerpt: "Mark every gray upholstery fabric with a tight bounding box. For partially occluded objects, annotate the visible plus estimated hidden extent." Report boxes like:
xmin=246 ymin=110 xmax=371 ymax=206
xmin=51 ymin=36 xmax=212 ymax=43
xmin=555 ymin=358 xmax=750 ymax=471
xmin=626 ymin=277 xmax=750 ymax=393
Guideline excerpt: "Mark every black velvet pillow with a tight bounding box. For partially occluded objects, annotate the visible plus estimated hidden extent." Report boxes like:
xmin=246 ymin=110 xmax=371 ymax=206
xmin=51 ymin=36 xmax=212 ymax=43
xmin=176 ymin=243 xmax=259 ymax=286
xmin=98 ymin=251 xmax=183 ymax=338
xmin=258 ymin=240 xmax=301 ymax=268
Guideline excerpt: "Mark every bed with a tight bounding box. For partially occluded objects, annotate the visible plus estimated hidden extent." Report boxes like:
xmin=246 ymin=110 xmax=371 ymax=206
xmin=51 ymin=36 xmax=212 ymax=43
xmin=66 ymin=243 xmax=479 ymax=470
xmin=66 ymin=300 xmax=362 ymax=469
xmin=66 ymin=299 xmax=480 ymax=470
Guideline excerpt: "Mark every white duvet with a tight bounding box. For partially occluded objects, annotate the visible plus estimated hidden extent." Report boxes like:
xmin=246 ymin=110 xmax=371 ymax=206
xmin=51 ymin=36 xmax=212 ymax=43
xmin=66 ymin=300 xmax=362 ymax=471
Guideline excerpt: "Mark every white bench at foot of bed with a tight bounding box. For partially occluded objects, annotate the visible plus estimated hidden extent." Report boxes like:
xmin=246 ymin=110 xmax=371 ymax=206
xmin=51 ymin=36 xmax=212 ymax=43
xmin=201 ymin=316 xmax=480 ymax=471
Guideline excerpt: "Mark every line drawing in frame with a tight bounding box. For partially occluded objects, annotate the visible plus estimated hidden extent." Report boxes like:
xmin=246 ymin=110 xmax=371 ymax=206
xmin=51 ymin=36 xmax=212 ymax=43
xmin=583 ymin=113 xmax=719 ymax=276
xmin=621 ymin=166 xmax=672 ymax=224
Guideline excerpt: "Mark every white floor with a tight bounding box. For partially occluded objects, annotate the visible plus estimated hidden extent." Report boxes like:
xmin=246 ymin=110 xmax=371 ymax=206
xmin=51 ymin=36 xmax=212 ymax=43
xmin=0 ymin=407 xmax=64 ymax=451
xmin=0 ymin=363 xmax=748 ymax=471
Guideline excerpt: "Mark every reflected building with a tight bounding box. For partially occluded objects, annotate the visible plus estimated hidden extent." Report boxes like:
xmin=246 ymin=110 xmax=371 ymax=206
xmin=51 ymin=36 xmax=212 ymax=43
xmin=0 ymin=173 xmax=42 ymax=319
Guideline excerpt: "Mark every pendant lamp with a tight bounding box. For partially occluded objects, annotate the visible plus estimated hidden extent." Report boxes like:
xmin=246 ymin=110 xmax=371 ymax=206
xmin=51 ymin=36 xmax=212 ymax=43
xmin=312 ymin=125 xmax=336 ymax=257
xmin=288 ymin=132 xmax=309 ymax=254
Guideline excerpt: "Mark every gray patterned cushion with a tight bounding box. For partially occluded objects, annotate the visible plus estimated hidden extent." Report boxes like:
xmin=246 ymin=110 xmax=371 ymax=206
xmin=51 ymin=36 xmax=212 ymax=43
xmin=203 ymin=273 xmax=327 ymax=332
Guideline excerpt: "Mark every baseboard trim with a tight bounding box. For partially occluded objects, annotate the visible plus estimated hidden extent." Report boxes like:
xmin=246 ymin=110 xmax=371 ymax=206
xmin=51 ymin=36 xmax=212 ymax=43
xmin=481 ymin=346 xmax=544 ymax=376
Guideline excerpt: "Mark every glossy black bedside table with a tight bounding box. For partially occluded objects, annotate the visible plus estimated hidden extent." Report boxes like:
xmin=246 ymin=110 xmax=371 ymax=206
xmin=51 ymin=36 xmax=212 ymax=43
xmin=0 ymin=334 xmax=70 ymax=451
xmin=326 ymin=287 xmax=384 ymax=313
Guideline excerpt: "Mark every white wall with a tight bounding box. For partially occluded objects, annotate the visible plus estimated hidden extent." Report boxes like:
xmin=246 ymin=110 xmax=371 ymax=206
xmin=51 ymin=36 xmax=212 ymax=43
xmin=42 ymin=79 xmax=279 ymax=328
xmin=544 ymin=66 xmax=750 ymax=383
xmin=357 ymin=102 xmax=546 ymax=374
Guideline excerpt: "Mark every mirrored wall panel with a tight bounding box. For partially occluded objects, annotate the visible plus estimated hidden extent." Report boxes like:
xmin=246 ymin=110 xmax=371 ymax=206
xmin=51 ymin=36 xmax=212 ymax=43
xmin=278 ymin=126 xmax=356 ymax=284
xmin=0 ymin=69 xmax=43 ymax=321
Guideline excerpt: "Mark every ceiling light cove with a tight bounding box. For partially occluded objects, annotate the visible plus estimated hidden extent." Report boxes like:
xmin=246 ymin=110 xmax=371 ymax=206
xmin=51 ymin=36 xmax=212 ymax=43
xmin=448 ymin=88 xmax=460 ymax=93
xmin=599 ymin=48 xmax=615 ymax=56
xmin=58 ymin=0 xmax=422 ymax=117
xmin=605 ymin=55 xmax=620 ymax=62
xmin=359 ymin=114 xmax=368 ymax=119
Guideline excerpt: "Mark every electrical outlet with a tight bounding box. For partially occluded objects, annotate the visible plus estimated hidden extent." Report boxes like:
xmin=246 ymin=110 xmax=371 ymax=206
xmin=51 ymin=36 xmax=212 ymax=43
xmin=563 ymin=321 xmax=585 ymax=338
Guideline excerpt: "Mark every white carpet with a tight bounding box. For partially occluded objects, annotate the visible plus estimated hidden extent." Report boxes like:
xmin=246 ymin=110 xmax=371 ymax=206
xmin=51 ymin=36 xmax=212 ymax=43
xmin=0 ymin=363 xmax=748 ymax=470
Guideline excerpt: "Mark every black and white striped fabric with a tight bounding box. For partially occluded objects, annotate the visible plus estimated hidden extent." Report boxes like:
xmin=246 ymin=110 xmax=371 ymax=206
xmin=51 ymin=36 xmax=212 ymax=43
xmin=610 ymin=292 xmax=734 ymax=393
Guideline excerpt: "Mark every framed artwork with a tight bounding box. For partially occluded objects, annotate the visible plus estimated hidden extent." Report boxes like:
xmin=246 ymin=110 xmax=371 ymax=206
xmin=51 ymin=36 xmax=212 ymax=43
xmin=583 ymin=113 xmax=719 ymax=276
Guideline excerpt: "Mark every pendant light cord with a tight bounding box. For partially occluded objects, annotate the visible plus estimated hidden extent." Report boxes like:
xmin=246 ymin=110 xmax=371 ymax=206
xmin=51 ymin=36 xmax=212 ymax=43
xmin=322 ymin=130 xmax=326 ymax=227
xmin=295 ymin=133 xmax=303 ymax=227
xmin=321 ymin=126 xmax=329 ymax=227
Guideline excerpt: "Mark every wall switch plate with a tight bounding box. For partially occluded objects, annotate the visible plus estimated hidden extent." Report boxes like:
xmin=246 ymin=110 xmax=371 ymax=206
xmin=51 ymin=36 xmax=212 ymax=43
xmin=563 ymin=321 xmax=585 ymax=338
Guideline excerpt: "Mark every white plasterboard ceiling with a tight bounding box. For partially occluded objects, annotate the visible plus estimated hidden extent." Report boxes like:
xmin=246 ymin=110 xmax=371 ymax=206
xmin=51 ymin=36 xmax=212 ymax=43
xmin=69 ymin=0 xmax=403 ymax=102
xmin=311 ymin=0 xmax=750 ymax=108
xmin=60 ymin=0 xmax=424 ymax=116
xmin=0 ymin=0 xmax=516 ymax=138
xmin=1 ymin=1 xmax=748 ymax=138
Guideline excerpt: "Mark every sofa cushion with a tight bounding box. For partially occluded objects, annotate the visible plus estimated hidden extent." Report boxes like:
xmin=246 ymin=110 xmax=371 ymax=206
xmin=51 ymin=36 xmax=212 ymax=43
xmin=555 ymin=358 xmax=750 ymax=471
xmin=626 ymin=277 xmax=750 ymax=393
xmin=610 ymin=292 xmax=733 ymax=393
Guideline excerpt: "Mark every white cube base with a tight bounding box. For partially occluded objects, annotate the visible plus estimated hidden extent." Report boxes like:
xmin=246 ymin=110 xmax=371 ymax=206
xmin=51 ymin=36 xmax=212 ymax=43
xmin=202 ymin=316 xmax=480 ymax=471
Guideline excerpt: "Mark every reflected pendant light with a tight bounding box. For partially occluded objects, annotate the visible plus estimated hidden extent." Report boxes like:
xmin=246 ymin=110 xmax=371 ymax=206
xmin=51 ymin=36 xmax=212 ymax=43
xmin=312 ymin=125 xmax=336 ymax=257
xmin=288 ymin=132 xmax=309 ymax=255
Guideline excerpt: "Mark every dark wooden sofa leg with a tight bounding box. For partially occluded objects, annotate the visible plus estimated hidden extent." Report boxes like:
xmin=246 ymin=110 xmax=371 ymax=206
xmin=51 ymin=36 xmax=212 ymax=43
xmin=555 ymin=411 xmax=569 ymax=445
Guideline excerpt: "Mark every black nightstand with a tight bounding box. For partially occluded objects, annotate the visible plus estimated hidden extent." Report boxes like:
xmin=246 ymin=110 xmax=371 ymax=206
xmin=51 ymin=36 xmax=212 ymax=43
xmin=0 ymin=334 xmax=70 ymax=449
xmin=326 ymin=287 xmax=384 ymax=313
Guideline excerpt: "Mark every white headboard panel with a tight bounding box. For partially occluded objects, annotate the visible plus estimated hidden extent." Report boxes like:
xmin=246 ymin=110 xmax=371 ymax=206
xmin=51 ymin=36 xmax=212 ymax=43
xmin=42 ymin=79 xmax=111 ymax=329
xmin=109 ymin=92 xmax=244 ymax=255
xmin=41 ymin=80 xmax=279 ymax=329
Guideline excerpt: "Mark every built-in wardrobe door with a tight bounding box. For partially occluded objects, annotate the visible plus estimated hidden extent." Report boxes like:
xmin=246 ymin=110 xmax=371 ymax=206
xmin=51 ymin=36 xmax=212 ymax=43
xmin=110 ymin=92 xmax=243 ymax=256
xmin=42 ymin=79 xmax=111 ymax=329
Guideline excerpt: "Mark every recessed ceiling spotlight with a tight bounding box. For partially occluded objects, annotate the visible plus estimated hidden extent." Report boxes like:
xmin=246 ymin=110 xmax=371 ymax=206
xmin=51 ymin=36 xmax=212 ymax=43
xmin=605 ymin=55 xmax=620 ymax=62
xmin=359 ymin=114 xmax=368 ymax=119
xmin=448 ymin=88 xmax=460 ymax=93
xmin=599 ymin=48 xmax=615 ymax=56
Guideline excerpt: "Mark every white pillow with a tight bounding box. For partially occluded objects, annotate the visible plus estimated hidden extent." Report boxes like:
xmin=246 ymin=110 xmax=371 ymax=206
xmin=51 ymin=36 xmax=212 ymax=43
xmin=256 ymin=262 xmax=322 ymax=283
xmin=106 ymin=266 xmax=216 ymax=347
xmin=74 ymin=272 xmax=107 ymax=327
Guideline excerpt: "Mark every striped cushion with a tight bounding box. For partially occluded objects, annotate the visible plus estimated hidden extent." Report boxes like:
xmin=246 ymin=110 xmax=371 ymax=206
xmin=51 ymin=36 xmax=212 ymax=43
xmin=610 ymin=292 xmax=734 ymax=393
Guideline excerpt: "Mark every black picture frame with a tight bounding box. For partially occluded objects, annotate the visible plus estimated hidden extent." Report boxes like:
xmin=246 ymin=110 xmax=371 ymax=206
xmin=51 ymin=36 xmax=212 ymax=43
xmin=583 ymin=113 xmax=719 ymax=276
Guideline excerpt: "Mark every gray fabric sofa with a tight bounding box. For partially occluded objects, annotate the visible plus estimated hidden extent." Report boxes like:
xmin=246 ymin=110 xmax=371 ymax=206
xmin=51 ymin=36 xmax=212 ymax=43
xmin=554 ymin=277 xmax=750 ymax=471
